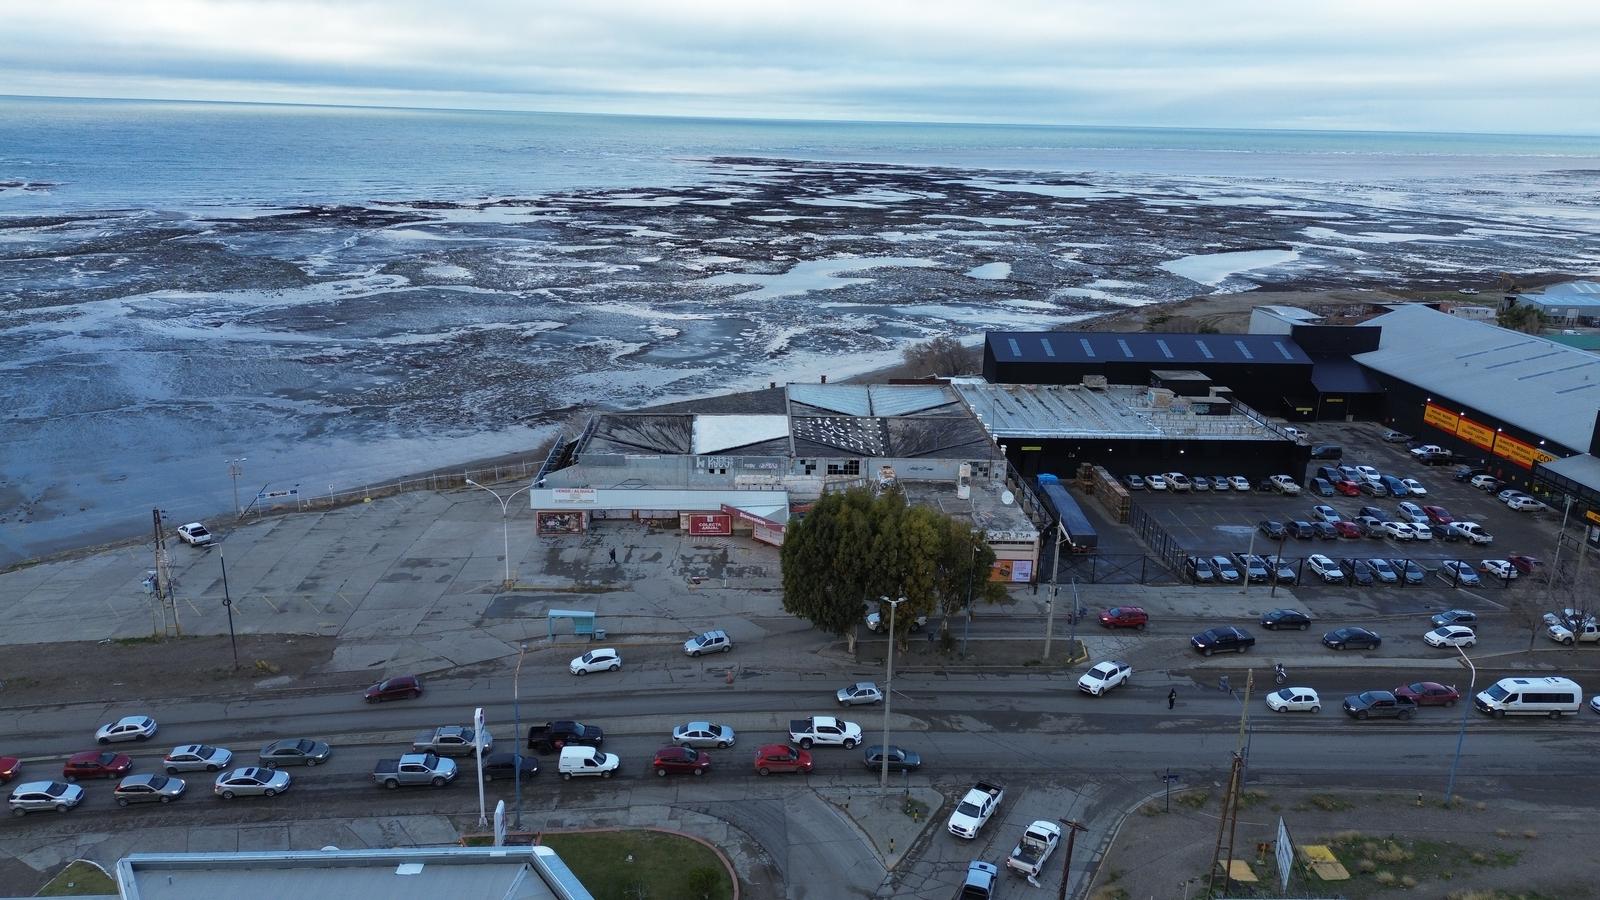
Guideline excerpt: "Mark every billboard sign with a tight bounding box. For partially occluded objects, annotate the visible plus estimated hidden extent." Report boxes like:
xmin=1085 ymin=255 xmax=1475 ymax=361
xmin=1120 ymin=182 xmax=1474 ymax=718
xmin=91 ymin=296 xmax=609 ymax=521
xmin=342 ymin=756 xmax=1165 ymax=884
xmin=687 ymin=514 xmax=732 ymax=536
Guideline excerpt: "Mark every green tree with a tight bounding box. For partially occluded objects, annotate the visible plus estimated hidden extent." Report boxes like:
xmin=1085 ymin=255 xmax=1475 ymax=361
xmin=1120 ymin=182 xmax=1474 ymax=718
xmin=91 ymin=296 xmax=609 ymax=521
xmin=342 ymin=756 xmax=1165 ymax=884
xmin=1496 ymin=303 xmax=1546 ymax=334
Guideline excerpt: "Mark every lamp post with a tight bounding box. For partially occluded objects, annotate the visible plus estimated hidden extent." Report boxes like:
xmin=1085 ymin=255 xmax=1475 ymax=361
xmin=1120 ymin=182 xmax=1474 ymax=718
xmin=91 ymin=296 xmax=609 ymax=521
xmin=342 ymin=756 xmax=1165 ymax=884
xmin=879 ymin=595 xmax=905 ymax=791
xmin=226 ymin=458 xmax=247 ymax=520
xmin=465 ymin=479 xmax=533 ymax=588
xmin=512 ymin=642 xmax=528 ymax=830
xmin=1445 ymin=644 xmax=1477 ymax=805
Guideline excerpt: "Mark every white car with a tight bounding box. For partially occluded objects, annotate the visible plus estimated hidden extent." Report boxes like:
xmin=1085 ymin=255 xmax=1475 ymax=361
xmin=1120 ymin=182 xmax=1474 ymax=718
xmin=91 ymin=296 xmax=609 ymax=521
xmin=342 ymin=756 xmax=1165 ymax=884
xmin=1470 ymin=474 xmax=1500 ymax=491
xmin=1307 ymin=554 xmax=1345 ymax=583
xmin=1125 ymin=474 xmax=1146 ymax=491
xmin=1424 ymin=625 xmax=1477 ymax=648
xmin=1268 ymin=475 xmax=1301 ymax=495
xmin=1265 ymin=688 xmax=1321 ymax=713
xmin=1311 ymin=505 xmax=1341 ymax=523
xmin=1146 ymin=474 xmax=1169 ymax=491
xmin=163 ymin=745 xmax=233 ymax=774
xmin=1382 ymin=521 xmax=1417 ymax=541
xmin=175 ymin=522 xmax=213 ymax=546
xmin=1400 ymin=478 xmax=1427 ymax=497
xmin=1164 ymin=473 xmax=1192 ymax=492
xmin=1479 ymin=560 xmax=1518 ymax=580
xmin=836 ymin=682 xmax=883 ymax=706
xmin=1077 ymin=660 xmax=1132 ymax=696
xmin=1506 ymin=496 xmax=1546 ymax=512
xmin=96 ymin=715 xmax=158 ymax=745
xmin=569 ymin=648 xmax=622 ymax=676
xmin=1229 ymin=475 xmax=1251 ymax=491
xmin=1590 ymin=695 xmax=1600 ymax=715
xmin=1411 ymin=523 xmax=1434 ymax=541
xmin=1448 ymin=522 xmax=1494 ymax=545
xmin=1354 ymin=465 xmax=1382 ymax=484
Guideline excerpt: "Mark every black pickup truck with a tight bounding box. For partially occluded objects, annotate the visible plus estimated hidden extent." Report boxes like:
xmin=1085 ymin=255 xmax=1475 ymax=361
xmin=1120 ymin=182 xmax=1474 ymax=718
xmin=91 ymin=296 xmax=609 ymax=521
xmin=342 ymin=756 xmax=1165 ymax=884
xmin=526 ymin=720 xmax=605 ymax=753
xmin=1343 ymin=691 xmax=1417 ymax=720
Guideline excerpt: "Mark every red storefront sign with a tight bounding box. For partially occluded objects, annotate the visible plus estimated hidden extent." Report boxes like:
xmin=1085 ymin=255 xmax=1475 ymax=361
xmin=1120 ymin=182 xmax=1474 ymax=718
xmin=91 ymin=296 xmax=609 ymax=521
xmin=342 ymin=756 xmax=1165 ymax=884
xmin=687 ymin=514 xmax=732 ymax=536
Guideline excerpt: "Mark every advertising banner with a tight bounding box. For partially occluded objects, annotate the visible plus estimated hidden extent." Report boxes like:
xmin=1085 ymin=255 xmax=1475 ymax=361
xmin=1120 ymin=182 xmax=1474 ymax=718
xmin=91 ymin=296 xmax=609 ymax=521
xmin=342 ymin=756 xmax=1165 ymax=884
xmin=686 ymin=514 xmax=732 ymax=536
xmin=1456 ymin=417 xmax=1495 ymax=450
xmin=1422 ymin=403 xmax=1460 ymax=433
xmin=552 ymin=488 xmax=597 ymax=505
xmin=536 ymin=510 xmax=586 ymax=535
xmin=1492 ymin=433 xmax=1557 ymax=470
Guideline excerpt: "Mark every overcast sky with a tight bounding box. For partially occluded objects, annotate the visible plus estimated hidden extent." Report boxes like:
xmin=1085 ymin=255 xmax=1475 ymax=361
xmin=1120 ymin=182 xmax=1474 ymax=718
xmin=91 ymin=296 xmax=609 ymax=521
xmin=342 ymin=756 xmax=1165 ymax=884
xmin=5 ymin=1 xmax=1598 ymax=134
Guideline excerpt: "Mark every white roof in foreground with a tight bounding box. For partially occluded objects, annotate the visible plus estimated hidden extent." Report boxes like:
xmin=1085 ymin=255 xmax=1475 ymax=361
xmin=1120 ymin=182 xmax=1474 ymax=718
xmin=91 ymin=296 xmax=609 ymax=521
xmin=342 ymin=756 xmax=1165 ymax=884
xmin=693 ymin=414 xmax=789 ymax=454
xmin=1356 ymin=305 xmax=1600 ymax=451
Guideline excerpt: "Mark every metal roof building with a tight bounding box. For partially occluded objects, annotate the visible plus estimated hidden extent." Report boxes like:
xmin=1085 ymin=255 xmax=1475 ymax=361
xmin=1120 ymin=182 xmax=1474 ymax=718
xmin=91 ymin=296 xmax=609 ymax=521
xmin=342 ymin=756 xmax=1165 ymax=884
xmin=1505 ymin=281 xmax=1600 ymax=324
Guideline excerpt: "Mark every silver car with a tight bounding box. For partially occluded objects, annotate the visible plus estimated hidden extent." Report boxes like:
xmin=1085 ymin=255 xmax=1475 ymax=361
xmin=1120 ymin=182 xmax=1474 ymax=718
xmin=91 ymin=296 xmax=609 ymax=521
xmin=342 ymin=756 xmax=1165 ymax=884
xmin=8 ymin=781 xmax=83 ymax=816
xmin=836 ymin=681 xmax=883 ymax=706
xmin=164 ymin=744 xmax=233 ymax=774
xmin=671 ymin=721 xmax=736 ymax=749
xmin=213 ymin=767 xmax=291 ymax=799
xmin=258 ymin=738 xmax=332 ymax=768
xmin=114 ymin=774 xmax=186 ymax=806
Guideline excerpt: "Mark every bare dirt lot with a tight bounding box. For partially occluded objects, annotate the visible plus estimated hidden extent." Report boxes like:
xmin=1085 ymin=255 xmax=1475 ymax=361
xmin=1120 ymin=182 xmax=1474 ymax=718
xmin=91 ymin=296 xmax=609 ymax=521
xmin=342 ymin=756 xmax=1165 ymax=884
xmin=1090 ymin=784 xmax=1597 ymax=900
xmin=0 ymin=634 xmax=339 ymax=707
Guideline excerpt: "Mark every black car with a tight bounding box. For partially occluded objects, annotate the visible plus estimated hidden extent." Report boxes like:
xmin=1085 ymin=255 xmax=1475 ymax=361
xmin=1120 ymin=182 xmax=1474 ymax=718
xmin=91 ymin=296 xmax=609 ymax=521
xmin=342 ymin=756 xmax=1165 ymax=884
xmin=1357 ymin=505 xmax=1386 ymax=521
xmin=1317 ymin=465 xmax=1343 ymax=484
xmin=1390 ymin=558 xmax=1427 ymax=585
xmin=1340 ymin=558 xmax=1376 ymax=586
xmin=1311 ymin=521 xmax=1338 ymax=540
xmin=1454 ymin=465 xmax=1487 ymax=482
xmin=1430 ymin=609 xmax=1478 ymax=628
xmin=1323 ymin=626 xmax=1382 ymax=651
xmin=1288 ymin=521 xmax=1316 ymax=539
xmin=1260 ymin=608 xmax=1311 ymax=631
xmin=861 ymin=745 xmax=922 ymax=772
xmin=1310 ymin=444 xmax=1343 ymax=460
xmin=1257 ymin=520 xmax=1288 ymax=541
xmin=481 ymin=752 xmax=539 ymax=782
xmin=1342 ymin=690 xmax=1416 ymax=720
xmin=1191 ymin=626 xmax=1255 ymax=656
xmin=1185 ymin=556 xmax=1216 ymax=583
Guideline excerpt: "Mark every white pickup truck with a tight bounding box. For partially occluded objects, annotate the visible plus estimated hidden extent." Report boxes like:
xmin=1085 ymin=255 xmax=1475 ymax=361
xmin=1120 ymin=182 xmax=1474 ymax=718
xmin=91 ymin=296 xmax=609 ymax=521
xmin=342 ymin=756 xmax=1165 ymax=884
xmin=788 ymin=716 xmax=862 ymax=749
xmin=947 ymin=780 xmax=1005 ymax=838
xmin=1005 ymin=820 xmax=1062 ymax=878
xmin=1548 ymin=620 xmax=1600 ymax=646
xmin=1409 ymin=444 xmax=1450 ymax=462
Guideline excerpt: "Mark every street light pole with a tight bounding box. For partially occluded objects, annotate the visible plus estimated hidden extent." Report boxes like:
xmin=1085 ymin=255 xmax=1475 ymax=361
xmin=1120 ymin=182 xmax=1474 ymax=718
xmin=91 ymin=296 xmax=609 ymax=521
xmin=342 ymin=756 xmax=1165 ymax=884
xmin=513 ymin=642 xmax=527 ymax=830
xmin=220 ymin=555 xmax=238 ymax=671
xmin=879 ymin=595 xmax=905 ymax=791
xmin=1445 ymin=644 xmax=1477 ymax=805
xmin=465 ymin=479 xmax=533 ymax=588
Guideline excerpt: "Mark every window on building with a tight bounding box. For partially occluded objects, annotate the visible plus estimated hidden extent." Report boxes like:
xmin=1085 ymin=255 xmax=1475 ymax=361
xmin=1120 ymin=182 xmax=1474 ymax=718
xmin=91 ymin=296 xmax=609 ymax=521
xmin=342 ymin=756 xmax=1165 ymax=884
xmin=825 ymin=460 xmax=861 ymax=476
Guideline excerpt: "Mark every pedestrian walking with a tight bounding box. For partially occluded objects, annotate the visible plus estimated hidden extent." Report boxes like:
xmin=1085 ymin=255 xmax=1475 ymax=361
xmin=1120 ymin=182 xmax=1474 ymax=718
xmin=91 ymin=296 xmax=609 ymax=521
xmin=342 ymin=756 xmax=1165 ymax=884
xmin=1167 ymin=688 xmax=1176 ymax=710
xmin=608 ymin=548 xmax=617 ymax=563
xmin=1218 ymin=674 xmax=1230 ymax=694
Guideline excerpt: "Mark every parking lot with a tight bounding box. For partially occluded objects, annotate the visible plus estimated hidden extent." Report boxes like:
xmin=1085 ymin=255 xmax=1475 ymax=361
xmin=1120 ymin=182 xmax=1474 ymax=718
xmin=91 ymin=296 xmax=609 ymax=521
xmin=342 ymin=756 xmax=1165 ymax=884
xmin=1129 ymin=420 xmax=1562 ymax=601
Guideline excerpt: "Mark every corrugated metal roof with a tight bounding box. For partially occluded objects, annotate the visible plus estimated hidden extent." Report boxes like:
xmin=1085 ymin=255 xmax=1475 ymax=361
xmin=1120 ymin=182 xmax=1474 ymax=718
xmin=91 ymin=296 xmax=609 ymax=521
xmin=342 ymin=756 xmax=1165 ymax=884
xmin=786 ymin=383 xmax=872 ymax=416
xmin=1355 ymin=304 xmax=1600 ymax=450
xmin=987 ymin=331 xmax=1312 ymax=366
xmin=866 ymin=384 xmax=957 ymax=416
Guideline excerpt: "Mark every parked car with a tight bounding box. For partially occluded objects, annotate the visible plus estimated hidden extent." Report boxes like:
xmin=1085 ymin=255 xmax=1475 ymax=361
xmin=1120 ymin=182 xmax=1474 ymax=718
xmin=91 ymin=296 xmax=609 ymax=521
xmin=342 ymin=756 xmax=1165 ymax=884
xmin=1208 ymin=555 xmax=1241 ymax=584
xmin=1257 ymin=520 xmax=1288 ymax=541
xmin=1480 ymin=559 xmax=1518 ymax=580
xmin=1316 ymin=464 xmax=1343 ymax=483
xmin=1340 ymin=558 xmax=1376 ymax=585
xmin=1311 ymin=505 xmax=1341 ymax=523
xmin=1423 ymin=505 xmax=1453 ymax=525
xmin=481 ymin=752 xmax=539 ymax=782
xmin=557 ymin=746 xmax=621 ymax=780
xmin=1311 ymin=521 xmax=1339 ymax=540
xmin=62 ymin=751 xmax=132 ymax=782
xmin=1232 ymin=553 xmax=1270 ymax=583
xmin=1311 ymin=444 xmax=1343 ymax=460
xmin=95 ymin=716 xmax=158 ymax=745
xmin=163 ymin=745 xmax=232 ymax=774
xmin=1185 ymin=556 xmax=1217 ymax=583
xmin=754 ymin=744 xmax=813 ymax=776
xmin=1343 ymin=690 xmax=1417 ymax=720
xmin=1125 ymin=474 xmax=1146 ymax=491
xmin=1146 ymin=474 xmax=1168 ymax=491
xmin=1394 ymin=682 xmax=1461 ymax=707
xmin=1454 ymin=465 xmax=1487 ymax=482
xmin=1099 ymin=607 xmax=1148 ymax=630
xmin=1381 ymin=430 xmax=1413 ymax=443
xmin=1287 ymin=521 xmax=1315 ymax=540
xmin=1164 ymin=473 xmax=1192 ymax=492
xmin=1307 ymin=554 xmax=1345 ymax=584
xmin=1506 ymin=495 xmax=1547 ymax=511
xmin=258 ymin=738 xmax=332 ymax=768
xmin=1354 ymin=465 xmax=1382 ymax=484
xmin=1401 ymin=478 xmax=1428 ymax=496
xmin=1263 ymin=555 xmax=1297 ymax=584
xmin=1366 ymin=557 xmax=1398 ymax=583
xmin=570 ymin=648 xmax=622 ymax=675
xmin=1438 ymin=560 xmax=1482 ymax=586
xmin=671 ymin=722 xmax=736 ymax=749
xmin=1260 ymin=608 xmax=1311 ymax=631
xmin=1269 ymin=475 xmax=1301 ymax=495
xmin=651 ymin=746 xmax=711 ymax=777
xmin=1333 ymin=521 xmax=1364 ymax=539
xmin=1391 ymin=558 xmax=1427 ymax=584
xmin=8 ymin=781 xmax=83 ymax=816
xmin=1424 ymin=625 xmax=1477 ymax=648
xmin=1397 ymin=501 xmax=1428 ymax=524
xmin=836 ymin=682 xmax=883 ymax=706
xmin=364 ymin=675 xmax=422 ymax=703
xmin=1077 ymin=660 xmax=1132 ymax=696
xmin=1447 ymin=522 xmax=1494 ymax=545
xmin=1334 ymin=479 xmax=1362 ymax=496
xmin=1470 ymin=474 xmax=1501 ymax=492
xmin=113 ymin=774 xmax=185 ymax=807
xmin=175 ymin=522 xmax=213 ymax=546
xmin=1358 ymin=505 xmax=1386 ymax=520
xmin=1382 ymin=521 xmax=1417 ymax=541
xmin=1507 ymin=554 xmax=1542 ymax=575
xmin=1312 ymin=477 xmax=1334 ymax=497
xmin=1266 ymin=688 xmax=1321 ymax=713
xmin=1191 ymin=627 xmax=1255 ymax=656
xmin=682 ymin=630 xmax=732 ymax=656
xmin=1410 ymin=523 xmax=1434 ymax=541
xmin=1431 ymin=609 xmax=1478 ymax=627
xmin=1189 ymin=474 xmax=1211 ymax=492
xmin=0 ymin=757 xmax=18 ymax=784
xmin=1228 ymin=475 xmax=1251 ymax=491
xmin=1380 ymin=475 xmax=1410 ymax=497
xmin=213 ymin=767 xmax=291 ymax=799
xmin=862 ymin=745 xmax=922 ymax=772
xmin=1360 ymin=480 xmax=1390 ymax=497
xmin=1210 ymin=475 xmax=1232 ymax=491
xmin=1323 ymin=627 xmax=1382 ymax=651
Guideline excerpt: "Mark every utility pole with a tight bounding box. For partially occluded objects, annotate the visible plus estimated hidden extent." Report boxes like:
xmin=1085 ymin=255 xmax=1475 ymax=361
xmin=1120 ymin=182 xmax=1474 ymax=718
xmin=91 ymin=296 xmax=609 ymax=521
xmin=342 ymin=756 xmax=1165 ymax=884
xmin=879 ymin=596 xmax=905 ymax=791
xmin=1055 ymin=818 xmax=1088 ymax=900
xmin=150 ymin=509 xmax=181 ymax=637
xmin=1045 ymin=521 xmax=1062 ymax=659
xmin=226 ymin=458 xmax=247 ymax=520
xmin=220 ymin=555 xmax=238 ymax=670
xmin=1206 ymin=752 xmax=1247 ymax=898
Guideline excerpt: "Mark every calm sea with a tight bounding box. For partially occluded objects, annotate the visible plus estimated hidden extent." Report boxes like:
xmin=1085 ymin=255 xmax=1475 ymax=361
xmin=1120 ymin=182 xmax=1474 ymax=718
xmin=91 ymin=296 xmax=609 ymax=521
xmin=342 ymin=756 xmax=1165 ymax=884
xmin=4 ymin=95 xmax=1600 ymax=212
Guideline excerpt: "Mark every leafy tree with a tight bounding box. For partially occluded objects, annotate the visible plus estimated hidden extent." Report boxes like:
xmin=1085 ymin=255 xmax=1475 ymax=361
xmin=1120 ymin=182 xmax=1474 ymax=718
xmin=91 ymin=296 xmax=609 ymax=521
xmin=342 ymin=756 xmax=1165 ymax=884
xmin=1496 ymin=303 xmax=1546 ymax=334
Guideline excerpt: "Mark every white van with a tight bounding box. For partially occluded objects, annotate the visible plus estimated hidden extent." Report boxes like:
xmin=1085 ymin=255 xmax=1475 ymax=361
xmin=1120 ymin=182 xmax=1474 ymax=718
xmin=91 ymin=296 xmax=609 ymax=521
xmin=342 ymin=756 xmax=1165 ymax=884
xmin=1473 ymin=676 xmax=1582 ymax=718
xmin=558 ymin=746 xmax=620 ymax=780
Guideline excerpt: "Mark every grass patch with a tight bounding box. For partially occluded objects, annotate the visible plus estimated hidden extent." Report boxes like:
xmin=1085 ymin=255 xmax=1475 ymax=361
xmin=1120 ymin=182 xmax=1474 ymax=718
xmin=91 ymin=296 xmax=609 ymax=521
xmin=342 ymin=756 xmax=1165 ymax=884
xmin=38 ymin=861 xmax=115 ymax=896
xmin=1174 ymin=789 xmax=1210 ymax=810
xmin=1321 ymin=834 xmax=1526 ymax=897
xmin=542 ymin=831 xmax=733 ymax=900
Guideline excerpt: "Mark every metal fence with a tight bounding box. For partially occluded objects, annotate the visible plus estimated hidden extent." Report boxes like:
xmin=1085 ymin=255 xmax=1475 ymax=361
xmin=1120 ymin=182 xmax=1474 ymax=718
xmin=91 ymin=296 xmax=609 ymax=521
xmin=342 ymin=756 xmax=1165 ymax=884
xmin=1050 ymin=552 xmax=1177 ymax=585
xmin=1176 ymin=554 xmax=1526 ymax=591
xmin=249 ymin=458 xmax=547 ymax=518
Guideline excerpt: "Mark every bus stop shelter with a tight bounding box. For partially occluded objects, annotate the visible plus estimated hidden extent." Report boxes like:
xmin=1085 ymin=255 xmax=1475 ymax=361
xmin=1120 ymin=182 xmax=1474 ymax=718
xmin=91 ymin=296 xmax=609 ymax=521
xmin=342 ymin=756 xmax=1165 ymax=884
xmin=548 ymin=609 xmax=604 ymax=641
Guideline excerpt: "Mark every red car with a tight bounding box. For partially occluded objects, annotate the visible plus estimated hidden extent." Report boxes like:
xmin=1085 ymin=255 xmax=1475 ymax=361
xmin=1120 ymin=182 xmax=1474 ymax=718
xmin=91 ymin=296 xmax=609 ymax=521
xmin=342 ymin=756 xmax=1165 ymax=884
xmin=1099 ymin=606 xmax=1148 ymax=630
xmin=1333 ymin=479 xmax=1362 ymax=496
xmin=63 ymin=750 xmax=133 ymax=782
xmin=1507 ymin=554 xmax=1542 ymax=575
xmin=0 ymin=756 xmax=18 ymax=783
xmin=1394 ymin=682 xmax=1460 ymax=707
xmin=652 ymin=746 xmax=712 ymax=777
xmin=1332 ymin=521 xmax=1363 ymax=539
xmin=363 ymin=675 xmax=422 ymax=703
xmin=1423 ymin=505 xmax=1454 ymax=525
xmin=754 ymin=744 xmax=813 ymax=776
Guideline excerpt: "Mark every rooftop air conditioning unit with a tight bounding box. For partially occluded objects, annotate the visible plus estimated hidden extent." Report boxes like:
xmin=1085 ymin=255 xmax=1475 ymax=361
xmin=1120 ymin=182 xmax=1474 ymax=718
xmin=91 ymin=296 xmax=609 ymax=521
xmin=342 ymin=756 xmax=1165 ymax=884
xmin=1083 ymin=375 xmax=1108 ymax=389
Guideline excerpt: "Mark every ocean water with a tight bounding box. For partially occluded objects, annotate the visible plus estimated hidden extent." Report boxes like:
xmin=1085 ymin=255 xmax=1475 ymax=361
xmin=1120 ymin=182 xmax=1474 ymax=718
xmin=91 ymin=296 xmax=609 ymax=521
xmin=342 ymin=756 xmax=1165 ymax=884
xmin=3 ymin=96 xmax=1600 ymax=565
